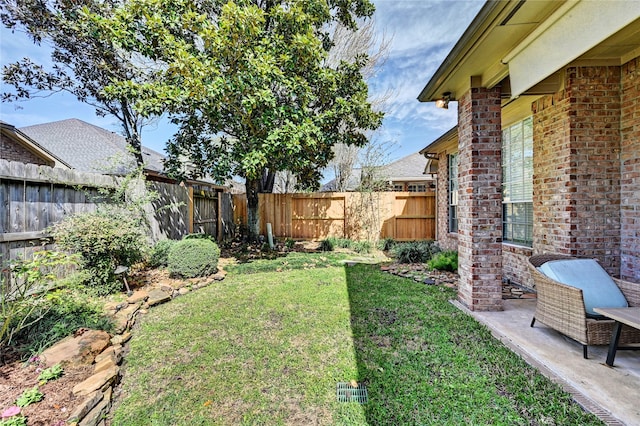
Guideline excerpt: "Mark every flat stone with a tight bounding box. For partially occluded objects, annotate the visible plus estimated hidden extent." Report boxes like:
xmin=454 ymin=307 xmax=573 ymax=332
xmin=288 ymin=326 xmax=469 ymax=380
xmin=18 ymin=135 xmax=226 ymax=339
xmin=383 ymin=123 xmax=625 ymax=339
xmin=126 ymin=290 xmax=149 ymax=304
xmin=94 ymin=345 xmax=122 ymax=365
xmin=147 ymin=289 xmax=172 ymax=306
xmin=93 ymin=356 xmax=117 ymax=374
xmin=110 ymin=331 xmax=131 ymax=346
xmin=73 ymin=365 xmax=119 ymax=396
xmin=112 ymin=302 xmax=141 ymax=333
xmin=40 ymin=330 xmax=111 ymax=367
xmin=178 ymin=287 xmax=191 ymax=295
xmin=67 ymin=390 xmax=103 ymax=424
xmin=423 ymin=278 xmax=436 ymax=285
xmin=78 ymin=392 xmax=110 ymax=426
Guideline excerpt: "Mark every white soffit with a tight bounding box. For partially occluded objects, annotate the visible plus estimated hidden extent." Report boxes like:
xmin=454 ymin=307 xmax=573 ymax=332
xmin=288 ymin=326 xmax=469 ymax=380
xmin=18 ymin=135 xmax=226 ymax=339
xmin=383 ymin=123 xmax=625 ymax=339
xmin=503 ymin=0 xmax=640 ymax=98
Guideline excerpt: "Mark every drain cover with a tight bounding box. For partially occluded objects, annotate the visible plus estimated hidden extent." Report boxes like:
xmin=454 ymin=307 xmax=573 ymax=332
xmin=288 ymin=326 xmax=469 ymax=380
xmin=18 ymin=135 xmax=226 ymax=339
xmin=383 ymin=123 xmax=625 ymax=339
xmin=336 ymin=382 xmax=368 ymax=403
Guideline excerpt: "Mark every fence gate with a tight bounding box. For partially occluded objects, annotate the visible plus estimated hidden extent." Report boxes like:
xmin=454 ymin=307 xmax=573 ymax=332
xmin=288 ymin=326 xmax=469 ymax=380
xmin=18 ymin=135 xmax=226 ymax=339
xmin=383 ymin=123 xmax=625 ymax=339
xmin=192 ymin=188 xmax=218 ymax=237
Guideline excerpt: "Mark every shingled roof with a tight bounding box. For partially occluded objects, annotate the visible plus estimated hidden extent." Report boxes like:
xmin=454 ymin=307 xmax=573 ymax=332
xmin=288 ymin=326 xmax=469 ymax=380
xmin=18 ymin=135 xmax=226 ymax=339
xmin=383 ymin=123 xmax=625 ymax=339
xmin=19 ymin=118 xmax=166 ymax=174
xmin=322 ymin=151 xmax=430 ymax=191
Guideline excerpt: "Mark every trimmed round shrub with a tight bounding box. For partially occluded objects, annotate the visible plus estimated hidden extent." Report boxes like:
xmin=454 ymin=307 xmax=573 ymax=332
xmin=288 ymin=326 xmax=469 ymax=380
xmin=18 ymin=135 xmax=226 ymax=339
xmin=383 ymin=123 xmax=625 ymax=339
xmin=148 ymin=239 xmax=177 ymax=267
xmin=167 ymin=239 xmax=220 ymax=278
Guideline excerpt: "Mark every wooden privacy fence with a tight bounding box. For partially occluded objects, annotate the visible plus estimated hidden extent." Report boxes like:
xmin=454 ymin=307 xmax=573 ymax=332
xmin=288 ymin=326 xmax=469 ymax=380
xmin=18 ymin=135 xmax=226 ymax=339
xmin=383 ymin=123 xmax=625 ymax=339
xmin=247 ymin=191 xmax=436 ymax=241
xmin=0 ymin=159 xmax=236 ymax=266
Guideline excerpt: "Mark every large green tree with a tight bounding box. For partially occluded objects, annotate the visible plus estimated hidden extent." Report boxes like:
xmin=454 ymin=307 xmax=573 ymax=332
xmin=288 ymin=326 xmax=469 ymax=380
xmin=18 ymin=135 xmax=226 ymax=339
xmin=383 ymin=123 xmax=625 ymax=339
xmin=1 ymin=0 xmax=150 ymax=165
xmin=86 ymin=0 xmax=382 ymax=238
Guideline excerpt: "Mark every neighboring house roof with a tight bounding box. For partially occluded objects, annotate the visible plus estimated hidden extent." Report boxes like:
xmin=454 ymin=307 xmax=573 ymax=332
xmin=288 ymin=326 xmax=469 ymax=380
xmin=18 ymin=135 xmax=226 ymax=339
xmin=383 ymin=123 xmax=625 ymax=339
xmin=322 ymin=152 xmax=431 ymax=191
xmin=19 ymin=118 xmax=165 ymax=174
xmin=1 ymin=121 xmax=71 ymax=168
xmin=418 ymin=1 xmax=640 ymax=104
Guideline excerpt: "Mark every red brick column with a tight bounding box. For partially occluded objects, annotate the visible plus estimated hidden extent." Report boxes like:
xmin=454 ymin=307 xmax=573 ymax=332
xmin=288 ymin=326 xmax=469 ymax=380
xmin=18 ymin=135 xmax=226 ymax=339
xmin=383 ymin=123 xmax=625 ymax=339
xmin=456 ymin=85 xmax=503 ymax=311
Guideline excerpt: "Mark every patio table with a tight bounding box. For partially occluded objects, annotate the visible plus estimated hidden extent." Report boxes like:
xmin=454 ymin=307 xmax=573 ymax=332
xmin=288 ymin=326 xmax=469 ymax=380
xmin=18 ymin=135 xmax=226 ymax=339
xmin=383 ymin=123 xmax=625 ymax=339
xmin=593 ymin=307 xmax=640 ymax=367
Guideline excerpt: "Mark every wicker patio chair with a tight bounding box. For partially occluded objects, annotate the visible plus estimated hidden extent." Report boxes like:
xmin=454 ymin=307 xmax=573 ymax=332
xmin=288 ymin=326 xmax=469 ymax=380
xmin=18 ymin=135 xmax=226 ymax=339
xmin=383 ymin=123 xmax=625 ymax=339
xmin=528 ymin=254 xmax=640 ymax=359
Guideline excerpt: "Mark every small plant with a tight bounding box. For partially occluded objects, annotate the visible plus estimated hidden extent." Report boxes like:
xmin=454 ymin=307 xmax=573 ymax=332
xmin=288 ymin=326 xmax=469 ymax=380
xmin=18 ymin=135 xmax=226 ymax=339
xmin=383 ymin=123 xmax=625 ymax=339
xmin=0 ymin=407 xmax=26 ymax=426
xmin=284 ymin=238 xmax=295 ymax=250
xmin=0 ymin=406 xmax=23 ymax=426
xmin=319 ymin=239 xmax=335 ymax=252
xmin=1 ymin=251 xmax=76 ymax=361
xmin=38 ymin=363 xmax=64 ymax=384
xmin=351 ymin=240 xmax=372 ymax=254
xmin=428 ymin=250 xmax=458 ymax=272
xmin=148 ymin=239 xmax=177 ymax=268
xmin=392 ymin=240 xmax=441 ymax=264
xmin=334 ymin=238 xmax=353 ymax=249
xmin=15 ymin=386 xmax=43 ymax=407
xmin=377 ymin=238 xmax=395 ymax=251
xmin=167 ymin=239 xmax=220 ymax=278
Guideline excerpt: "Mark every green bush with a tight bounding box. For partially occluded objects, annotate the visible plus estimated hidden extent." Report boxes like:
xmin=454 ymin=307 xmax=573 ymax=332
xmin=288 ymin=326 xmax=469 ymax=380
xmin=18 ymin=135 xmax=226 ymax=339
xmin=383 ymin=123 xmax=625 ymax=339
xmin=319 ymin=239 xmax=335 ymax=252
xmin=48 ymin=211 xmax=145 ymax=295
xmin=391 ymin=240 xmax=441 ymax=264
xmin=167 ymin=239 xmax=220 ymax=278
xmin=428 ymin=250 xmax=458 ymax=272
xmin=377 ymin=238 xmax=396 ymax=251
xmin=148 ymin=239 xmax=177 ymax=268
xmin=334 ymin=238 xmax=353 ymax=249
xmin=351 ymin=240 xmax=372 ymax=254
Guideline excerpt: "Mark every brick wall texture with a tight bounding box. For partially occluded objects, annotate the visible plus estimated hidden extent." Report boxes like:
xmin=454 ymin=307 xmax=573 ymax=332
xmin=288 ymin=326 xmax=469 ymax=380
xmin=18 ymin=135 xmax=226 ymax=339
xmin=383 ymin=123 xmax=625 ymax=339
xmin=621 ymin=57 xmax=640 ymax=281
xmin=456 ymin=85 xmax=503 ymax=311
xmin=1 ymin=133 xmax=52 ymax=167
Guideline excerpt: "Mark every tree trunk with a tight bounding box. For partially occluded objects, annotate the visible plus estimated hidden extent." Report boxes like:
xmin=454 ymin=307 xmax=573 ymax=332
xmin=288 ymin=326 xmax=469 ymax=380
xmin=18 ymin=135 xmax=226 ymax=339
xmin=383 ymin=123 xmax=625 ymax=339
xmin=246 ymin=176 xmax=261 ymax=241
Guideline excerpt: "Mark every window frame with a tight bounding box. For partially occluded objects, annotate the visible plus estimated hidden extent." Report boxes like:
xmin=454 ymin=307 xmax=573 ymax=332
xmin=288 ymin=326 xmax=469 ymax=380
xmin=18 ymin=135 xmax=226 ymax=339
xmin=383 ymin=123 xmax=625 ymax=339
xmin=448 ymin=153 xmax=459 ymax=234
xmin=502 ymin=116 xmax=533 ymax=247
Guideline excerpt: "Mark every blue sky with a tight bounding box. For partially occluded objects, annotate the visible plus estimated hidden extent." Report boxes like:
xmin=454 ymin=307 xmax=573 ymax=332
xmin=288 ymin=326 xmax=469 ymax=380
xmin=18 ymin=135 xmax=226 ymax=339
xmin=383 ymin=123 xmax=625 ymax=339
xmin=0 ymin=0 xmax=484 ymax=164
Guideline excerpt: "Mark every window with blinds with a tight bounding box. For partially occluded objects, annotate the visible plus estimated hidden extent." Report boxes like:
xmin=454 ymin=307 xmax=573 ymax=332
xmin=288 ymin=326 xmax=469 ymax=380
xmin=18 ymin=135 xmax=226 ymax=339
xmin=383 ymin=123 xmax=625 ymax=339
xmin=502 ymin=117 xmax=533 ymax=246
xmin=448 ymin=153 xmax=459 ymax=233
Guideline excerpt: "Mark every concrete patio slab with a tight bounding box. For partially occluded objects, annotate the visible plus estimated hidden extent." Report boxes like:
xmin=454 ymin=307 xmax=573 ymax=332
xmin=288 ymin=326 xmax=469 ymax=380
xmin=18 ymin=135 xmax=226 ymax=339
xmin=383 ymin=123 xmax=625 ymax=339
xmin=455 ymin=298 xmax=640 ymax=426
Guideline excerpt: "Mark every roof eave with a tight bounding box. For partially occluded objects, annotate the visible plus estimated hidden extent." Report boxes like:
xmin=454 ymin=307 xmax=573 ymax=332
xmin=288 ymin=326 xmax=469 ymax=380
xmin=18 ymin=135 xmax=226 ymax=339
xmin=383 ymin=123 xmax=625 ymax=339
xmin=417 ymin=0 xmax=510 ymax=103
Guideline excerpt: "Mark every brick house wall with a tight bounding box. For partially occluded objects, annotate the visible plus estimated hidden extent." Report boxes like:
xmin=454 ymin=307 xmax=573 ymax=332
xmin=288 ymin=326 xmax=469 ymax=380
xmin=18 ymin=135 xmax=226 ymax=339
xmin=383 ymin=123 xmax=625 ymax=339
xmin=621 ymin=57 xmax=640 ymax=281
xmin=1 ymin=133 xmax=53 ymax=167
xmin=532 ymin=65 xmax=622 ymax=277
xmin=456 ymin=85 xmax=503 ymax=311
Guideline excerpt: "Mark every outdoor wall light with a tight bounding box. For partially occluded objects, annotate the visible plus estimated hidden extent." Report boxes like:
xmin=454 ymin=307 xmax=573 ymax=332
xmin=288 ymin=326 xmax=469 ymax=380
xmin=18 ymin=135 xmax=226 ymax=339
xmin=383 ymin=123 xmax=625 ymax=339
xmin=435 ymin=92 xmax=452 ymax=109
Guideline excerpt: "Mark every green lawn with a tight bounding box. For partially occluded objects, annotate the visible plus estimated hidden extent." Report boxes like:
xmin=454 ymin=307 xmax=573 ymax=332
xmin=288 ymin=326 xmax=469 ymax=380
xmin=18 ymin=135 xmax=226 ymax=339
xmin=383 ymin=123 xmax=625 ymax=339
xmin=110 ymin=254 xmax=603 ymax=425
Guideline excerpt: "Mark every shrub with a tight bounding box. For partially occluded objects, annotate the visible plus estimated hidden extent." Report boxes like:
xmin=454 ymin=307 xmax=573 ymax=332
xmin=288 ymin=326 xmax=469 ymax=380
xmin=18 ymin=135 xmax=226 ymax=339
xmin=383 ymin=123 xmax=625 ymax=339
xmin=167 ymin=239 xmax=220 ymax=278
xmin=392 ymin=240 xmax=441 ymax=264
xmin=148 ymin=239 xmax=177 ymax=268
xmin=351 ymin=240 xmax=372 ymax=254
xmin=377 ymin=238 xmax=396 ymax=251
xmin=284 ymin=238 xmax=295 ymax=249
xmin=319 ymin=239 xmax=335 ymax=252
xmin=428 ymin=250 xmax=458 ymax=272
xmin=334 ymin=238 xmax=353 ymax=249
xmin=48 ymin=211 xmax=146 ymax=295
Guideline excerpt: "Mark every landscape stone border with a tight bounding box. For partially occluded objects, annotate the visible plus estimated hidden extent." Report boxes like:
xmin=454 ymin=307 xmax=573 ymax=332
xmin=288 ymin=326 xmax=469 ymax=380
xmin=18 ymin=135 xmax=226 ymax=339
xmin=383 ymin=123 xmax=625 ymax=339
xmin=39 ymin=270 xmax=226 ymax=426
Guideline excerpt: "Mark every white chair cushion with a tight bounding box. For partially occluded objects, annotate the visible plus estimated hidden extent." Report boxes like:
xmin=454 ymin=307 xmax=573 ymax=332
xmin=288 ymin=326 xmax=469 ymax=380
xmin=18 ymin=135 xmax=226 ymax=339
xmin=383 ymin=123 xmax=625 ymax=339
xmin=538 ymin=259 xmax=628 ymax=316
